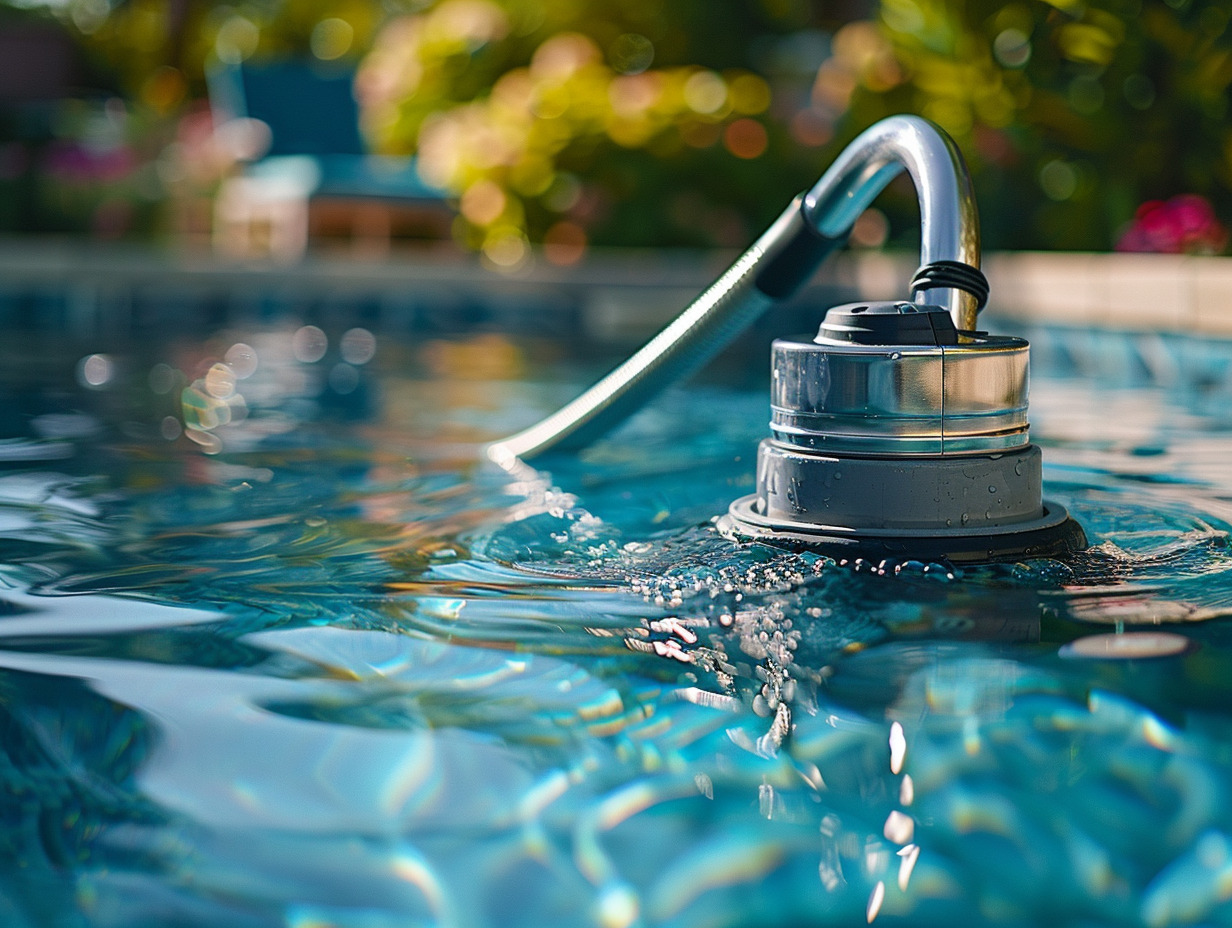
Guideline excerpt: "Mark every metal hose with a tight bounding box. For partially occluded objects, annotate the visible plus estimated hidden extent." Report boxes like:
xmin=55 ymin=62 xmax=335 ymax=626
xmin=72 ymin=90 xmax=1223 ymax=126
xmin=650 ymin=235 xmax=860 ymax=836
xmin=489 ymin=115 xmax=980 ymax=464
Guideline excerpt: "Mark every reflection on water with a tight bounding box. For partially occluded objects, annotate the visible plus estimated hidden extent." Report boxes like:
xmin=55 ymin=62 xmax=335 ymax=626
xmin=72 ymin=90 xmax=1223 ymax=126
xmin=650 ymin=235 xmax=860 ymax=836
xmin=0 ymin=325 xmax=1229 ymax=924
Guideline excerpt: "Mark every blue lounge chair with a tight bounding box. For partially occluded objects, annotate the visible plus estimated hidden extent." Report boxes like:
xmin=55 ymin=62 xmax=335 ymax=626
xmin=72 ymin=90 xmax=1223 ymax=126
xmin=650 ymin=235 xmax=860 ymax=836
xmin=208 ymin=60 xmax=452 ymax=257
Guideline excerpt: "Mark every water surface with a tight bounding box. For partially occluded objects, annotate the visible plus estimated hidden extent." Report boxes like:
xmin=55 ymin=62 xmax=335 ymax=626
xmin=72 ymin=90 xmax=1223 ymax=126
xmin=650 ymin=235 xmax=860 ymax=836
xmin=0 ymin=321 xmax=1229 ymax=927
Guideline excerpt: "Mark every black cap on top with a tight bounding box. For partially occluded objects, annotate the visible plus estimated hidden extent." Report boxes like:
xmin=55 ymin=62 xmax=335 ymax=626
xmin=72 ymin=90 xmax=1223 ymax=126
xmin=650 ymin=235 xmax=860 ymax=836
xmin=815 ymin=301 xmax=959 ymax=347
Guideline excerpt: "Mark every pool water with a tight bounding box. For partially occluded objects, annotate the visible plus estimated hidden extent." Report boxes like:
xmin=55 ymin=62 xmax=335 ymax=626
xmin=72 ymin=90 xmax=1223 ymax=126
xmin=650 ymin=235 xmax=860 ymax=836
xmin=0 ymin=319 xmax=1231 ymax=927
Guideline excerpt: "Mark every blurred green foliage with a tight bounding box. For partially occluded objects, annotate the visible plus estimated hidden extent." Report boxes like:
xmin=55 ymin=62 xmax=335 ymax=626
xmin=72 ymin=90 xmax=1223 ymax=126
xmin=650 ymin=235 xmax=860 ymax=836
xmin=845 ymin=0 xmax=1232 ymax=251
xmin=2 ymin=0 xmax=837 ymax=253
xmin=4 ymin=0 xmax=1232 ymax=253
xmin=352 ymin=0 xmax=834 ymax=260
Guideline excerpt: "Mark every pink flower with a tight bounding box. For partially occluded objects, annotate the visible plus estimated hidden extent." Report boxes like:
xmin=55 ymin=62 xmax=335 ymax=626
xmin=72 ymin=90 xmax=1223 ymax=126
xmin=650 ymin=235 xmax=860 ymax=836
xmin=1116 ymin=194 xmax=1228 ymax=255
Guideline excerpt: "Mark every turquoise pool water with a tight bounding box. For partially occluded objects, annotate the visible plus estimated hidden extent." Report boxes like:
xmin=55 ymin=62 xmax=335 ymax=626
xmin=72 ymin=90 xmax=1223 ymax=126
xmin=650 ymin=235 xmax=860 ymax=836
xmin=0 ymin=319 xmax=1231 ymax=927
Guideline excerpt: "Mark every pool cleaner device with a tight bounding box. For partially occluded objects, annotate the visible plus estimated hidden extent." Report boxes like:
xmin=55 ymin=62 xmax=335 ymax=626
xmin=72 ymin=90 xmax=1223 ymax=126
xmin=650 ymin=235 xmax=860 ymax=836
xmin=489 ymin=115 xmax=1085 ymax=563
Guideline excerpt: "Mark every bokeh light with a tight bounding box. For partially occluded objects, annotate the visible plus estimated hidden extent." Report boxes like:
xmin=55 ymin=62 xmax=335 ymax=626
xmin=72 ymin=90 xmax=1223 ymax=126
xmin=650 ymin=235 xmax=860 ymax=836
xmin=311 ymin=18 xmax=355 ymax=61
xmin=7 ymin=0 xmax=1227 ymax=256
xmin=543 ymin=221 xmax=587 ymax=266
xmin=609 ymin=34 xmax=654 ymax=75
xmin=723 ymin=119 xmax=767 ymax=159
xmin=78 ymin=354 xmax=114 ymax=389
xmin=292 ymin=326 xmax=329 ymax=364
xmin=225 ymin=343 xmax=259 ymax=379
xmin=149 ymin=363 xmax=178 ymax=395
xmin=683 ymin=71 xmax=727 ymax=115
xmin=340 ymin=329 xmax=378 ymax=365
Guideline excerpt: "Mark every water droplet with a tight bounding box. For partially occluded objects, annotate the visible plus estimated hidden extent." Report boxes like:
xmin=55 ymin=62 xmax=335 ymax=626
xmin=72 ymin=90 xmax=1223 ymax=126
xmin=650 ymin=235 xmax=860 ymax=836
xmin=988 ymin=485 xmax=997 ymax=493
xmin=867 ymin=881 xmax=885 ymax=923
xmin=897 ymin=844 xmax=920 ymax=892
xmin=889 ymin=722 xmax=907 ymax=773
xmin=883 ymin=809 xmax=914 ymax=844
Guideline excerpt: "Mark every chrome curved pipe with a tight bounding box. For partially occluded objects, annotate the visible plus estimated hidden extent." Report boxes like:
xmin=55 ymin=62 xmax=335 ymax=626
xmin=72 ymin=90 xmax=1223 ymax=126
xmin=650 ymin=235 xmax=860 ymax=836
xmin=489 ymin=115 xmax=980 ymax=464
xmin=803 ymin=116 xmax=980 ymax=330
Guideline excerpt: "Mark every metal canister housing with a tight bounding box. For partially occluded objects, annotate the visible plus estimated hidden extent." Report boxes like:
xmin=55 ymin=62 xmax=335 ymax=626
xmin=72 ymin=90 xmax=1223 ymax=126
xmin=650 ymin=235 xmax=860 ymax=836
xmin=770 ymin=333 xmax=1030 ymax=457
xmin=725 ymin=310 xmax=1085 ymax=562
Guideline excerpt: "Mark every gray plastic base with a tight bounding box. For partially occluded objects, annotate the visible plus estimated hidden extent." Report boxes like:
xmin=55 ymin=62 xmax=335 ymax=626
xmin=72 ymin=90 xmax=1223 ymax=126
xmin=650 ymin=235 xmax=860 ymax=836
xmin=754 ymin=440 xmax=1044 ymax=530
xmin=724 ymin=496 xmax=1086 ymax=564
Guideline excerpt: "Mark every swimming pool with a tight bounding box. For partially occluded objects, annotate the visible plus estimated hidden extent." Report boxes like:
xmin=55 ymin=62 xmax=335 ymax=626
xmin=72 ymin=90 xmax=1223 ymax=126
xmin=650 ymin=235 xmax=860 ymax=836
xmin=0 ymin=309 xmax=1229 ymax=927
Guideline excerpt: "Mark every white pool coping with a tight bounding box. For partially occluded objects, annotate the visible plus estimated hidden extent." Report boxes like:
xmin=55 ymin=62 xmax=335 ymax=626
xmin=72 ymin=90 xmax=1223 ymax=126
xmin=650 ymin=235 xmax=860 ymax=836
xmin=0 ymin=239 xmax=1229 ymax=338
xmin=838 ymin=250 xmax=1232 ymax=336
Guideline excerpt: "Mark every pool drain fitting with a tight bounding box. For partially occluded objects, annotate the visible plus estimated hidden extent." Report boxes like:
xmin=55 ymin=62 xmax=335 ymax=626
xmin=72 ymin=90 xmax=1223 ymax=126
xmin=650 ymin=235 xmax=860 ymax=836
xmin=489 ymin=115 xmax=1086 ymax=563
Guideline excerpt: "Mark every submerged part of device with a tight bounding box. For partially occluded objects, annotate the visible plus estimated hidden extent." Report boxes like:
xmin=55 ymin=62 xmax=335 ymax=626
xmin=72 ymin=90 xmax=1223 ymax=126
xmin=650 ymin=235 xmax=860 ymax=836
xmin=489 ymin=115 xmax=1085 ymax=563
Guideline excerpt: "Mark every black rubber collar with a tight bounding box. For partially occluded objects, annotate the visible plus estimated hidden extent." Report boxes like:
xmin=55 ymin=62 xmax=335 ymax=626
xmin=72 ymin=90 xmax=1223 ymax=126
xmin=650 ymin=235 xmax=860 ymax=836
xmin=910 ymin=260 xmax=990 ymax=312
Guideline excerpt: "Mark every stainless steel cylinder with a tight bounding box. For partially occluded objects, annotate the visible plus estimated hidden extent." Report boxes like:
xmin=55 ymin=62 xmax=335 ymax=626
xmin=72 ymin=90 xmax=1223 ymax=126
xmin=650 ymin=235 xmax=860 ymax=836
xmin=770 ymin=334 xmax=1030 ymax=456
